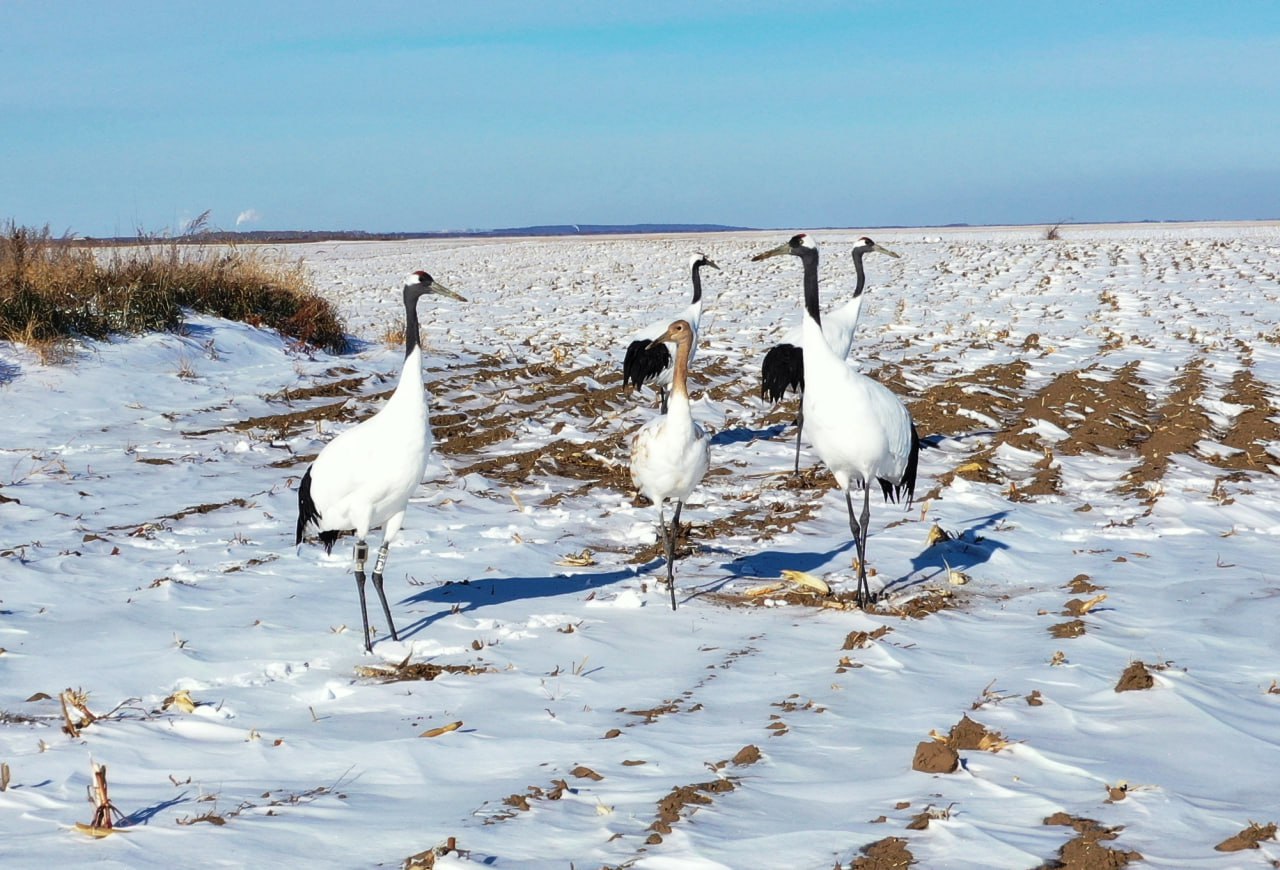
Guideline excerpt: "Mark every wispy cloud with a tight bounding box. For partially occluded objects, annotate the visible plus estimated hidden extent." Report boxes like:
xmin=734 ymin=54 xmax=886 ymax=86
xmin=236 ymin=208 xmax=262 ymax=227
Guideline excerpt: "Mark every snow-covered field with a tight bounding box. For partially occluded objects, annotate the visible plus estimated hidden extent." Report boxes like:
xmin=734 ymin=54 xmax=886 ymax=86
xmin=2 ymin=224 xmax=1279 ymax=868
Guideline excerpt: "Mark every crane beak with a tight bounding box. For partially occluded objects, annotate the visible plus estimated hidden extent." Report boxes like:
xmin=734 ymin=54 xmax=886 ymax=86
xmin=750 ymin=242 xmax=791 ymax=262
xmin=647 ymin=320 xmax=684 ymax=348
xmin=873 ymin=244 xmax=901 ymax=259
xmin=705 ymin=258 xmax=721 ymax=271
xmin=429 ymin=280 xmax=466 ymax=302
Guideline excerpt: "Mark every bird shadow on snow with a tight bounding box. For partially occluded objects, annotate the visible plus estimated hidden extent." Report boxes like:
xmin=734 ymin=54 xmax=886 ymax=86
xmin=118 ymin=794 xmax=190 ymax=827
xmin=714 ymin=540 xmax=857 ymax=586
xmin=886 ymin=510 xmax=1011 ymax=596
xmin=0 ymin=358 xmax=20 ymax=386
xmin=397 ymin=564 xmax=657 ymax=636
xmin=710 ymin=423 xmax=789 ymax=446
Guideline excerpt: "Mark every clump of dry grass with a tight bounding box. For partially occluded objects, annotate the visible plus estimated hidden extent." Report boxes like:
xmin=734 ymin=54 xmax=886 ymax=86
xmin=0 ymin=219 xmax=347 ymax=359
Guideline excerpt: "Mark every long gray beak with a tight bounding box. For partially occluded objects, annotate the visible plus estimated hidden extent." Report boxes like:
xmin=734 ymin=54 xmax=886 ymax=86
xmin=705 ymin=257 xmax=722 ymax=270
xmin=430 ymin=280 xmax=466 ymax=302
xmin=873 ymin=244 xmax=901 ymax=259
xmin=751 ymin=242 xmax=792 ymax=262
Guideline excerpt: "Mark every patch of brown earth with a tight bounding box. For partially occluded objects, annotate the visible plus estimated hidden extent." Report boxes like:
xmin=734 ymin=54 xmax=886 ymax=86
xmin=1049 ymin=619 xmax=1086 ymax=639
xmin=486 ymin=778 xmax=570 ymax=824
xmin=647 ymin=776 xmax=736 ymax=843
xmin=911 ymin=740 xmax=959 ymax=774
xmin=902 ymin=359 xmax=1030 ymax=444
xmin=1041 ymin=813 xmax=1142 ymax=868
xmin=844 ymin=836 xmax=916 ymax=869
xmin=354 ymin=660 xmax=494 ymax=682
xmin=1122 ymin=356 xmax=1210 ymax=501
xmin=1216 ymin=366 xmax=1280 ymax=473
xmin=1010 ymin=361 xmax=1153 ymax=494
xmin=1065 ymin=574 xmax=1103 ymax=594
xmin=1215 ymin=820 xmax=1277 ymax=852
xmin=1115 ymin=662 xmax=1155 ymax=692
xmin=843 ymin=625 xmax=892 ymax=649
xmin=265 ymin=373 xmax=368 ymax=403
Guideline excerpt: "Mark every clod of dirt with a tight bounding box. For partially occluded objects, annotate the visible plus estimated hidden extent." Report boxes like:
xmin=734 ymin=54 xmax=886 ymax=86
xmin=1043 ymin=813 xmax=1141 ymax=869
xmin=570 ymin=766 xmax=603 ymax=781
xmin=843 ymin=625 xmax=892 ymax=650
xmin=906 ymin=810 xmax=932 ymax=830
xmin=1027 ymin=690 xmax=1044 ymax=706
xmin=1215 ymin=821 xmax=1277 ymax=852
xmin=1062 ymin=594 xmax=1107 ymax=616
xmin=603 ymin=728 xmax=622 ymax=739
xmin=354 ymin=661 xmax=493 ymax=682
xmin=1049 ymin=619 xmax=1087 ymax=638
xmin=1066 ymin=574 xmax=1103 ymax=594
xmin=941 ymin=714 xmax=1009 ymax=752
xmin=1105 ymin=782 xmax=1128 ymax=802
xmin=912 ymin=740 xmax=959 ymax=774
xmin=502 ymin=794 xmax=530 ymax=811
xmin=849 ymin=836 xmax=916 ymax=869
xmin=730 ymin=744 xmax=762 ymax=767
xmin=651 ymin=778 xmax=736 ymax=835
xmin=1115 ymin=662 xmax=1155 ymax=692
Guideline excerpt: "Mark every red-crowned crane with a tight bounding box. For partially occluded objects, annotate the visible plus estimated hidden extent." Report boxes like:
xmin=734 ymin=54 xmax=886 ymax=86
xmin=296 ymin=270 xmax=465 ymax=651
xmin=761 ymin=236 xmax=899 ymax=473
xmin=622 ymin=253 xmax=719 ymax=413
xmin=752 ymin=235 xmax=918 ymax=607
xmin=628 ymin=319 xmax=711 ymax=610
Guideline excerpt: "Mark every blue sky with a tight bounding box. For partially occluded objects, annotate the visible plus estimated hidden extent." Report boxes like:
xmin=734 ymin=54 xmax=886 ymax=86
xmin=3 ymin=1 xmax=1278 ymax=235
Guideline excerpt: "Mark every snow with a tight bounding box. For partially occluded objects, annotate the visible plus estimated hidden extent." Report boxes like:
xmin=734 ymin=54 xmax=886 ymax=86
xmin=2 ymin=223 xmax=1280 ymax=868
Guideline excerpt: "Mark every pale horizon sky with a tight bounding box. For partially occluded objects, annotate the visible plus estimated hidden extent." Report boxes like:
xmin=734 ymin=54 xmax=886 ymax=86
xmin=3 ymin=1 xmax=1278 ymax=236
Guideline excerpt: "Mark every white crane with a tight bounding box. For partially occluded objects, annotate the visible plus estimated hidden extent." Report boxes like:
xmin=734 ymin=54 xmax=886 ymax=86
xmin=628 ymin=319 xmax=711 ymax=610
xmin=752 ymin=235 xmax=919 ymax=607
xmin=761 ymin=236 xmax=900 ymax=473
xmin=622 ymin=253 xmax=719 ymax=413
xmin=295 ymin=270 xmax=465 ymax=651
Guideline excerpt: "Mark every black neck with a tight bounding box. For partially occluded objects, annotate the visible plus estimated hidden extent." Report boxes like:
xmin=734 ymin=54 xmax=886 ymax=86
xmin=403 ymin=287 xmax=421 ymax=359
xmin=690 ymin=261 xmax=704 ymax=303
xmin=801 ymin=248 xmax=821 ymax=326
xmin=851 ymin=247 xmax=868 ymax=298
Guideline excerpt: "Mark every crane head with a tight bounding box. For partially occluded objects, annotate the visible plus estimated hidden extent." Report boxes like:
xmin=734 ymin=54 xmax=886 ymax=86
xmin=648 ymin=319 xmax=694 ymax=350
xmin=855 ymin=237 xmax=901 ymax=259
xmin=406 ymin=270 xmax=466 ymax=302
xmin=751 ymin=233 xmax=815 ymax=262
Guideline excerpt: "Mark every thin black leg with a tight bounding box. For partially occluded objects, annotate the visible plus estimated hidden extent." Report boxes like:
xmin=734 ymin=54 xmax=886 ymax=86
xmin=353 ymin=540 xmax=372 ymax=652
xmin=667 ymin=500 xmax=684 ymax=610
xmin=859 ymin=485 xmax=873 ymax=606
xmin=659 ymin=386 xmax=668 ymax=414
xmin=793 ymin=396 xmax=805 ymax=475
xmin=371 ymin=542 xmax=399 ymax=642
xmin=845 ymin=491 xmax=868 ymax=608
xmin=656 ymin=503 xmax=669 ymax=568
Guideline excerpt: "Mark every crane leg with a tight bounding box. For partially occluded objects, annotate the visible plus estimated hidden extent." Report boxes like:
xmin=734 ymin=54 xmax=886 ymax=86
xmin=353 ymin=539 xmax=373 ymax=652
xmin=370 ymin=543 xmax=400 ymax=642
xmin=667 ymin=501 xmax=684 ymax=610
xmin=859 ymin=485 xmax=873 ymax=606
xmin=845 ymin=491 xmax=869 ymax=609
xmin=659 ymin=386 xmax=668 ymax=414
xmin=792 ymin=401 xmax=805 ymax=475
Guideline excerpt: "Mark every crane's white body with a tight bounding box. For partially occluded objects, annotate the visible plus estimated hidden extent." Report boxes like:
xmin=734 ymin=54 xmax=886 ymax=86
xmin=630 ymin=386 xmax=710 ymax=505
xmin=307 ymin=345 xmax=430 ymax=543
xmin=799 ymin=314 xmax=913 ymax=491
